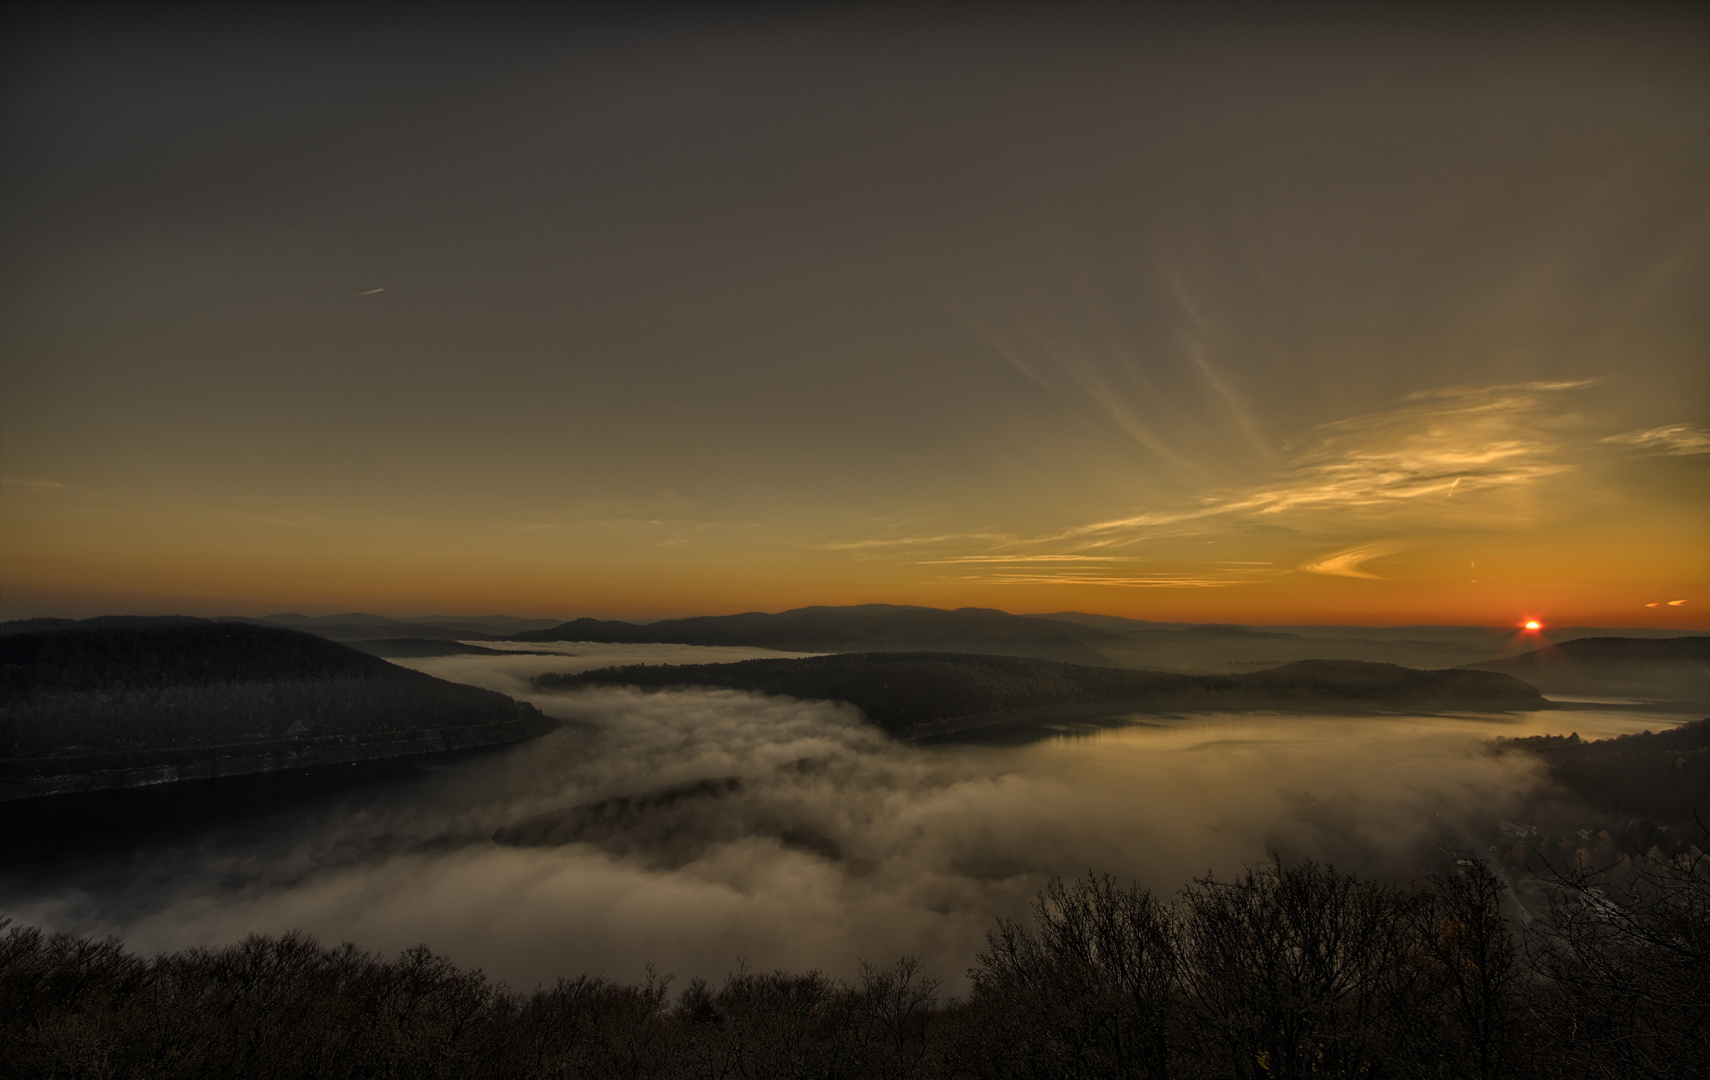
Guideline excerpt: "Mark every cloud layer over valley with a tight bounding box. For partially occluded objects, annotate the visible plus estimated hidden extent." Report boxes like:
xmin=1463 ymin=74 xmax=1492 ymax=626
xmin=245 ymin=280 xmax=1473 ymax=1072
xmin=1 ymin=646 xmax=1685 ymax=991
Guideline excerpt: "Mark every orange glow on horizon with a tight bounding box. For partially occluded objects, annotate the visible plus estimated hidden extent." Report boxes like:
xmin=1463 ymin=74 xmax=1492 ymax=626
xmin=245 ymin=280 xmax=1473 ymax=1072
xmin=2 ymin=484 xmax=1705 ymax=627
xmin=4 ymin=12 xmax=1709 ymax=635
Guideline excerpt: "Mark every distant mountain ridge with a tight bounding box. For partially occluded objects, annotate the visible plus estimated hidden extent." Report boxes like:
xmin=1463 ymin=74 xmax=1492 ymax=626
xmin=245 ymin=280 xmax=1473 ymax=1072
xmin=505 ymin=605 xmax=1586 ymax=673
xmin=7 ymin=608 xmax=1704 ymax=689
xmin=512 ymin=604 xmax=1131 ymax=665
xmin=347 ymin=639 xmax=559 ymax=659
xmin=1029 ymin=611 xmax=1198 ymax=632
xmin=535 ymin=652 xmax=1551 ymax=738
xmin=231 ymin=612 xmax=564 ymax=641
xmin=1468 ymin=636 xmax=1710 ymax=698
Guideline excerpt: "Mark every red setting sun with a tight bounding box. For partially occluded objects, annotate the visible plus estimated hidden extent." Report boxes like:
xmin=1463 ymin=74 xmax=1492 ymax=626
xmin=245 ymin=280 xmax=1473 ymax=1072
xmin=1523 ymin=620 xmax=1543 ymax=632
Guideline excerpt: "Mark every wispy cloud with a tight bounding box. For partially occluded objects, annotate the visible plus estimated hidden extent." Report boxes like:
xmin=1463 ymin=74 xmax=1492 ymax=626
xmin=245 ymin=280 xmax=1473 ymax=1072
xmin=1167 ymin=271 xmax=1272 ymax=461
xmin=816 ymin=534 xmax=1006 ymax=552
xmin=919 ymin=554 xmax=1145 ymax=565
xmin=1069 ymin=381 xmax=1589 ymax=539
xmin=1300 ymin=541 xmax=1408 ymax=580
xmin=1 ymin=478 xmax=75 ymax=492
xmin=1602 ymin=424 xmax=1710 ymax=456
xmin=963 ymin=571 xmax=1255 ymax=588
xmin=969 ymin=318 xmax=1200 ymax=470
xmin=187 ymin=504 xmax=310 ymax=528
xmin=825 ymin=382 xmax=1598 ymax=590
xmin=945 ymin=560 xmax=1279 ymax=589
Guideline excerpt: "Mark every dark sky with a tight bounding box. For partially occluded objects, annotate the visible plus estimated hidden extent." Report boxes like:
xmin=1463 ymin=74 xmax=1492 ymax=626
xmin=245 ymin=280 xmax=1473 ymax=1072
xmin=3 ymin=3 xmax=1706 ymax=624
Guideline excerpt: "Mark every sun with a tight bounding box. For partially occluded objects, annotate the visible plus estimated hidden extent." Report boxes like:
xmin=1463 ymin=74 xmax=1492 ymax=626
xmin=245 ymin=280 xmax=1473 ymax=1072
xmin=1523 ymin=620 xmax=1542 ymax=632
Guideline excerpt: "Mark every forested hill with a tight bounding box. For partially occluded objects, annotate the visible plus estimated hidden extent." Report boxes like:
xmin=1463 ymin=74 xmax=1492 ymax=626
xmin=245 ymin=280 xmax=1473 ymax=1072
xmin=1 ymin=623 xmax=554 ymax=800
xmin=534 ymin=652 xmax=1549 ymax=736
xmin=3 ymin=621 xmax=409 ymax=693
xmin=1498 ymin=718 xmax=1710 ymax=828
xmin=1468 ymin=635 xmax=1710 ymax=698
xmin=510 ymin=604 xmax=1128 ymax=664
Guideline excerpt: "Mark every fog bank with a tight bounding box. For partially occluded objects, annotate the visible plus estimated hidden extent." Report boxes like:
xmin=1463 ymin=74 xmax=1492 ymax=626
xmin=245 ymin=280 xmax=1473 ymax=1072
xmin=0 ymin=645 xmax=1685 ymax=990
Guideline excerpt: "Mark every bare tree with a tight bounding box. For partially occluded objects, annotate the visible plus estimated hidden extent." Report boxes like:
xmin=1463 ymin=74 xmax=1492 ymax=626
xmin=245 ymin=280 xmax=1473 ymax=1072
xmin=960 ymin=873 xmax=1179 ymax=1080
xmin=1176 ymin=857 xmax=1424 ymax=1080
xmin=1525 ymin=824 xmax=1709 ymax=1080
xmin=1411 ymin=862 xmax=1526 ymax=1080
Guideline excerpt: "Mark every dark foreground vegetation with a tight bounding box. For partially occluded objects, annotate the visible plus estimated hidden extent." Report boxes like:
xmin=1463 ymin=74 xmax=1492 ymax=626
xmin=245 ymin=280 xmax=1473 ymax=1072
xmin=5 ymin=844 xmax=1704 ymax=1080
xmin=535 ymin=653 xmax=1548 ymax=736
xmin=0 ymin=624 xmax=550 ymax=795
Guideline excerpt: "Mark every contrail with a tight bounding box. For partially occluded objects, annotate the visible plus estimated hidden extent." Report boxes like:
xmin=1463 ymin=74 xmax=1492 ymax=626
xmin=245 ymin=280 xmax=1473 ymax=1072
xmin=352 ymin=288 xmax=384 ymax=296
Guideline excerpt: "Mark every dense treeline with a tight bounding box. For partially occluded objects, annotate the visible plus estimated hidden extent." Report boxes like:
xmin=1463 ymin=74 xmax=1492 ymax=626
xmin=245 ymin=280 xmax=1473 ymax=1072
xmin=6 ymin=849 xmax=1703 ymax=1079
xmin=1497 ymin=718 xmax=1710 ymax=828
xmin=535 ymin=653 xmax=1547 ymax=735
xmin=0 ymin=625 xmax=542 ymax=766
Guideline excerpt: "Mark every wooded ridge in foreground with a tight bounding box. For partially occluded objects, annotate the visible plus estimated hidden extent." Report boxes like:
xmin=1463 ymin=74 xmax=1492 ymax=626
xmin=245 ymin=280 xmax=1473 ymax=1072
xmin=5 ymin=846 xmax=1703 ymax=1080
xmin=534 ymin=652 xmax=1550 ymax=735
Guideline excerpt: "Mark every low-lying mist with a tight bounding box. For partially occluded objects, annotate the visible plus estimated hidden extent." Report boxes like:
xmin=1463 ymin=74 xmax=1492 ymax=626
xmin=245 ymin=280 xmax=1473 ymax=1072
xmin=0 ymin=644 xmax=1685 ymax=992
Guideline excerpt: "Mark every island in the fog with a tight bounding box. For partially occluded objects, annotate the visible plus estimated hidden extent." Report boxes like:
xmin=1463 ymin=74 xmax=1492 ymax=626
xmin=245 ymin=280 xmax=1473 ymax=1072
xmin=534 ymin=651 xmax=1552 ymax=738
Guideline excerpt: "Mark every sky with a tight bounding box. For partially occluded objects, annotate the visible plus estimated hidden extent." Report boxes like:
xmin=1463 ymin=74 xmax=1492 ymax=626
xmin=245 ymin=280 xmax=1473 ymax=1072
xmin=3 ymin=3 xmax=1707 ymax=627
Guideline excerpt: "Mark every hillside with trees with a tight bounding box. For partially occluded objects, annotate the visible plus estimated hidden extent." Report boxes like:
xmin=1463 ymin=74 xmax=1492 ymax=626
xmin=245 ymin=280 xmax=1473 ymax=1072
xmin=1469 ymin=635 xmax=1710 ymax=698
xmin=1497 ymin=719 xmax=1710 ymax=830
xmin=533 ymin=652 xmax=1550 ymax=737
xmin=0 ymin=623 xmax=555 ymax=800
xmin=5 ymin=850 xmax=1702 ymax=1079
